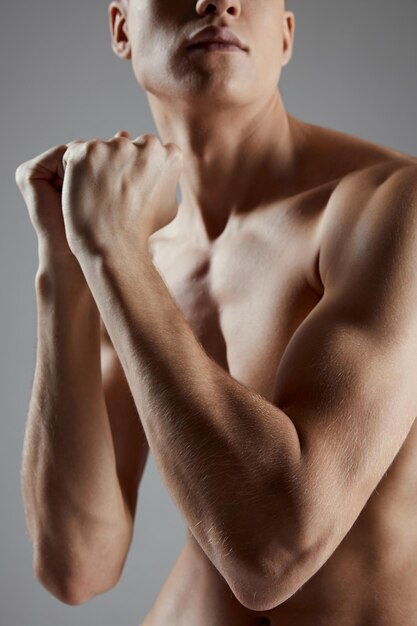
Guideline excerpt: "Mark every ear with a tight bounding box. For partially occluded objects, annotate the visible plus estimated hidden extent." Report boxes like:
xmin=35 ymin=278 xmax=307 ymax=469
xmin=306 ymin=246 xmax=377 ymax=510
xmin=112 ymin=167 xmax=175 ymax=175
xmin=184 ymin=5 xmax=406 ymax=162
xmin=108 ymin=1 xmax=131 ymax=60
xmin=282 ymin=10 xmax=295 ymax=67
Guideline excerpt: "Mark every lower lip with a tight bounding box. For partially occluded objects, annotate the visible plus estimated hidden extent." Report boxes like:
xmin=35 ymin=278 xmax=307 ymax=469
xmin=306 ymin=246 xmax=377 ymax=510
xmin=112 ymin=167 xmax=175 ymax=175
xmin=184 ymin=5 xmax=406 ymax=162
xmin=187 ymin=42 xmax=243 ymax=52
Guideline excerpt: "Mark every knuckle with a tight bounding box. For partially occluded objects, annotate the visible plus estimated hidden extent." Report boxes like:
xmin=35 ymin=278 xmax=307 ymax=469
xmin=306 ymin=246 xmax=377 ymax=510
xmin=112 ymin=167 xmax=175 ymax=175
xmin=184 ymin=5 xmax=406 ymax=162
xmin=65 ymin=139 xmax=108 ymax=168
xmin=106 ymin=136 xmax=123 ymax=146
xmin=67 ymin=141 xmax=88 ymax=162
xmin=15 ymin=162 xmax=31 ymax=186
xmin=66 ymin=139 xmax=84 ymax=146
xmin=87 ymin=139 xmax=108 ymax=154
xmin=139 ymin=133 xmax=158 ymax=146
xmin=86 ymin=140 xmax=98 ymax=152
xmin=165 ymin=142 xmax=182 ymax=161
xmin=83 ymin=142 xmax=94 ymax=156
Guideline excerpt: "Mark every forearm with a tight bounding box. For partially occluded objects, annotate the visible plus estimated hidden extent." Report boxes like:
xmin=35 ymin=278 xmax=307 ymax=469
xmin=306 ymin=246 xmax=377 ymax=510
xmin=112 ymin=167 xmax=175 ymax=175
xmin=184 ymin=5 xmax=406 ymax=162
xmin=22 ymin=251 xmax=130 ymax=594
xmin=78 ymin=245 xmax=303 ymax=602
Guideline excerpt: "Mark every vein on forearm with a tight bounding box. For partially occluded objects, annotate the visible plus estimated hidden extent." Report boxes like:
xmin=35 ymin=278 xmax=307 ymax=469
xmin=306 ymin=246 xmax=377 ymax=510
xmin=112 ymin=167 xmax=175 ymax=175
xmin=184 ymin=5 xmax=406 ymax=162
xmin=80 ymin=247 xmax=302 ymax=573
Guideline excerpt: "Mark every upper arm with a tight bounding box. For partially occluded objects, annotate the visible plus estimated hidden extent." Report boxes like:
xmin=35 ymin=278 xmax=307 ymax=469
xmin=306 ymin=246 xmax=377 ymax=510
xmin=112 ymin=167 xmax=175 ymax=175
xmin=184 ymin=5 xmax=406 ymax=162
xmin=100 ymin=319 xmax=150 ymax=521
xmin=272 ymin=165 xmax=417 ymax=587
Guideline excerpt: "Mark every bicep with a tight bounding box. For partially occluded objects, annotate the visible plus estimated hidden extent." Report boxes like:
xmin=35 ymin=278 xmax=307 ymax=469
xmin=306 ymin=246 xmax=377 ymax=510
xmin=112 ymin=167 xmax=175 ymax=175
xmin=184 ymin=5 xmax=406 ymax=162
xmin=101 ymin=337 xmax=150 ymax=521
xmin=272 ymin=293 xmax=417 ymax=587
xmin=272 ymin=170 xmax=417 ymax=567
xmin=274 ymin=294 xmax=417 ymax=547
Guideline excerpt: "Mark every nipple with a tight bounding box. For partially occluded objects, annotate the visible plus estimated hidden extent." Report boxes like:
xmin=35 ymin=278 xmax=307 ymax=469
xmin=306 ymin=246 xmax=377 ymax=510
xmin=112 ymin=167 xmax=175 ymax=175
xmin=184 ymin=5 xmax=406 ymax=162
xmin=258 ymin=618 xmax=271 ymax=626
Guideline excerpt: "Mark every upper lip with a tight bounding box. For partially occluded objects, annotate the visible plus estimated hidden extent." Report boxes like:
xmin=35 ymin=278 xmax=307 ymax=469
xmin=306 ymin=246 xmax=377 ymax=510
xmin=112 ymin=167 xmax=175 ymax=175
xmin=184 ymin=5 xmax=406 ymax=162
xmin=187 ymin=26 xmax=247 ymax=51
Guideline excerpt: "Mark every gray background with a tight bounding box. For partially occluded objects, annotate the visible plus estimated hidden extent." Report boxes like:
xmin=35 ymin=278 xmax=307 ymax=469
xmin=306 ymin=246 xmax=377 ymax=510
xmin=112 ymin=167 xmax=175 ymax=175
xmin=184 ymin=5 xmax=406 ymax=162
xmin=1 ymin=1 xmax=416 ymax=625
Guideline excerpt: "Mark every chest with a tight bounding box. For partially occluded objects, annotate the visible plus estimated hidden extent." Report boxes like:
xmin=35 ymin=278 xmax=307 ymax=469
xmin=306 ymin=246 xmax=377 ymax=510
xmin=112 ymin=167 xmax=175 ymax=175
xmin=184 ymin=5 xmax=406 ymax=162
xmin=150 ymin=223 xmax=323 ymax=401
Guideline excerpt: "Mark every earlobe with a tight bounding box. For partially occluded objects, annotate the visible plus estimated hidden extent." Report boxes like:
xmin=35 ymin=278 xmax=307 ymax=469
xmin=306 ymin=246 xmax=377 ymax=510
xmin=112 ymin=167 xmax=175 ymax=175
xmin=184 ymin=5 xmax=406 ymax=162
xmin=108 ymin=2 xmax=131 ymax=60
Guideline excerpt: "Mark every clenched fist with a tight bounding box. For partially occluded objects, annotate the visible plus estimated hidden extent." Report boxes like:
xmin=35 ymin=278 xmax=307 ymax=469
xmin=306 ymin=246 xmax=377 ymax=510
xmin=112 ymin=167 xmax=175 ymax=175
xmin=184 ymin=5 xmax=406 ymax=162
xmin=61 ymin=132 xmax=183 ymax=259
xmin=14 ymin=130 xmax=132 ymax=263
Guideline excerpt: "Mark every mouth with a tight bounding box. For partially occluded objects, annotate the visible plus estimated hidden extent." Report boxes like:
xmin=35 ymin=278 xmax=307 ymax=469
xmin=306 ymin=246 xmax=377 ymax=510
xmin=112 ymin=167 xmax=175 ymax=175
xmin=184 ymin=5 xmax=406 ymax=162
xmin=187 ymin=41 xmax=244 ymax=53
xmin=186 ymin=25 xmax=248 ymax=53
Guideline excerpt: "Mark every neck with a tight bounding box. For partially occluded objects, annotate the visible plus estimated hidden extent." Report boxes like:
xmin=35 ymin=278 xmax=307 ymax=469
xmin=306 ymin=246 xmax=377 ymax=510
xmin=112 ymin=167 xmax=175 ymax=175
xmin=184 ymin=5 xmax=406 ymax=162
xmin=145 ymin=88 xmax=307 ymax=243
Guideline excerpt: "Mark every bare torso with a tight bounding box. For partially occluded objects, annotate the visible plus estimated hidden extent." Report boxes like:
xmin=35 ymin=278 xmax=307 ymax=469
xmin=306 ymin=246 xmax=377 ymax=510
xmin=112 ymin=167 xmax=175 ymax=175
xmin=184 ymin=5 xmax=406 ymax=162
xmin=136 ymin=121 xmax=417 ymax=626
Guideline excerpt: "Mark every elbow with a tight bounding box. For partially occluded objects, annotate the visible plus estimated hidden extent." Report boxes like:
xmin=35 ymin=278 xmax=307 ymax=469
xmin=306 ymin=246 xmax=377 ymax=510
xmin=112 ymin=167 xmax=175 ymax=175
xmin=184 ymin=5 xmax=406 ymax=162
xmin=225 ymin=539 xmax=322 ymax=612
xmin=238 ymin=556 xmax=313 ymax=611
xmin=39 ymin=577 xmax=94 ymax=606
xmin=227 ymin=556 xmax=300 ymax=612
xmin=35 ymin=565 xmax=87 ymax=606
xmin=35 ymin=560 xmax=120 ymax=606
xmin=33 ymin=546 xmax=122 ymax=606
xmin=31 ymin=519 xmax=132 ymax=605
xmin=231 ymin=491 xmax=336 ymax=608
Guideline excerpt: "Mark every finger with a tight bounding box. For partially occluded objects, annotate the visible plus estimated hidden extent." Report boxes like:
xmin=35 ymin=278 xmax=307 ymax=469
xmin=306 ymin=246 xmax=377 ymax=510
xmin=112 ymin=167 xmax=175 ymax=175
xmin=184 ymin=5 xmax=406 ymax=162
xmin=66 ymin=139 xmax=86 ymax=147
xmin=164 ymin=142 xmax=183 ymax=162
xmin=132 ymin=134 xmax=158 ymax=147
xmin=62 ymin=139 xmax=88 ymax=172
xmin=114 ymin=130 xmax=131 ymax=139
xmin=15 ymin=143 xmax=68 ymax=189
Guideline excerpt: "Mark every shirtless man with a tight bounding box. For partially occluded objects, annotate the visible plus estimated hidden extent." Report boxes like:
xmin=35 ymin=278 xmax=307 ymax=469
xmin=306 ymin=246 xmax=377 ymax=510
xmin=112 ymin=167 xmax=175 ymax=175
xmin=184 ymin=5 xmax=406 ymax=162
xmin=15 ymin=0 xmax=417 ymax=624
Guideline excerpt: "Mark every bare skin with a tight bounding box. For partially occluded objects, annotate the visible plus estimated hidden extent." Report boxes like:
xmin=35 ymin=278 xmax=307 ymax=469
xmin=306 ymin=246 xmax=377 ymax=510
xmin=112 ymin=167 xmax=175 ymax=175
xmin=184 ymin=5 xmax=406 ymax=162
xmin=15 ymin=0 xmax=417 ymax=622
xmin=98 ymin=119 xmax=417 ymax=626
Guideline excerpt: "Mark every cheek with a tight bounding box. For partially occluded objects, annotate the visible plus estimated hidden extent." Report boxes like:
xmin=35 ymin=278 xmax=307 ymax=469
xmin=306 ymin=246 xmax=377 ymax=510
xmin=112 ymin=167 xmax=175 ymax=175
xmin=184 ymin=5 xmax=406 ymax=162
xmin=128 ymin=9 xmax=177 ymax=89
xmin=130 ymin=37 xmax=176 ymax=95
xmin=252 ymin=36 xmax=285 ymax=88
xmin=129 ymin=30 xmax=156 ymax=79
xmin=245 ymin=5 xmax=286 ymax=82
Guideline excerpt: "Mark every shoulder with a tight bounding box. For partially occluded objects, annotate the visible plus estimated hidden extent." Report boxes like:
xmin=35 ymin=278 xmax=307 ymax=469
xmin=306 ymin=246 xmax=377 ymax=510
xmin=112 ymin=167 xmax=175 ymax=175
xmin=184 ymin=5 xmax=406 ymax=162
xmin=298 ymin=118 xmax=417 ymax=175
xmin=298 ymin=116 xmax=417 ymax=288
xmin=317 ymin=155 xmax=417 ymax=287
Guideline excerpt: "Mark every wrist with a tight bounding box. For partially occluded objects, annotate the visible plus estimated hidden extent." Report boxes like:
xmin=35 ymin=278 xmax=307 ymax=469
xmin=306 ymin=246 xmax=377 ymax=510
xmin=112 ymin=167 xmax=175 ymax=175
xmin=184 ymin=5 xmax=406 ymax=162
xmin=76 ymin=234 xmax=152 ymax=275
xmin=37 ymin=236 xmax=84 ymax=270
xmin=35 ymin=252 xmax=92 ymax=304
